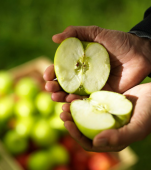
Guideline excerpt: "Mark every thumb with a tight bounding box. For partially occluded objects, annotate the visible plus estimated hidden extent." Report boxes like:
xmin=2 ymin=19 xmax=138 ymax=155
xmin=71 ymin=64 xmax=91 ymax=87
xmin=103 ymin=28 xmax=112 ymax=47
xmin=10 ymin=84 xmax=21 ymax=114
xmin=52 ymin=25 xmax=103 ymax=43
xmin=93 ymin=122 xmax=147 ymax=148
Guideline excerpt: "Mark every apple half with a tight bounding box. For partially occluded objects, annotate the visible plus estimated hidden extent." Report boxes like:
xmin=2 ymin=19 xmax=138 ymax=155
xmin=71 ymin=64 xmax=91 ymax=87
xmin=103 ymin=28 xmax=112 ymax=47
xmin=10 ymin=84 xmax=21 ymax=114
xmin=70 ymin=91 xmax=133 ymax=140
xmin=54 ymin=38 xmax=110 ymax=95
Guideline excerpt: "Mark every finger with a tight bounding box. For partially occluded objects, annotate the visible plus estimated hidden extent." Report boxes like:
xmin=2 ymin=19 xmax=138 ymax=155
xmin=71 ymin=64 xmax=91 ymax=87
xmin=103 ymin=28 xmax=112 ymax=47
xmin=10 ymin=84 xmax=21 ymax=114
xmin=65 ymin=94 xmax=86 ymax=103
xmin=52 ymin=27 xmax=77 ymax=43
xmin=91 ymin=142 xmax=126 ymax=152
xmin=64 ymin=120 xmax=126 ymax=152
xmin=62 ymin=103 xmax=70 ymax=112
xmin=43 ymin=65 xmax=55 ymax=81
xmin=45 ymin=81 xmax=62 ymax=92
xmin=94 ymin=85 xmax=151 ymax=149
xmin=64 ymin=121 xmax=92 ymax=150
xmin=93 ymin=121 xmax=146 ymax=148
xmin=52 ymin=26 xmax=103 ymax=43
xmin=51 ymin=91 xmax=68 ymax=102
xmin=60 ymin=111 xmax=73 ymax=122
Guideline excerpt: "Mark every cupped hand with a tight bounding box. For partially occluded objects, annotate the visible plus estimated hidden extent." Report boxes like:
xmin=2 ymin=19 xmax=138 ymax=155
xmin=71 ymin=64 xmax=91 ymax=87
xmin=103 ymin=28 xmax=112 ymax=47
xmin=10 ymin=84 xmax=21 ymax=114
xmin=60 ymin=83 xmax=151 ymax=152
xmin=43 ymin=26 xmax=151 ymax=102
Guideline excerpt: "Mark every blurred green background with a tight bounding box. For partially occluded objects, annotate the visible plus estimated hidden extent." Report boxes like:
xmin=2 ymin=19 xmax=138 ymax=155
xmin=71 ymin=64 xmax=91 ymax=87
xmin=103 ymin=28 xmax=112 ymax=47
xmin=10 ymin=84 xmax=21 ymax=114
xmin=0 ymin=0 xmax=151 ymax=170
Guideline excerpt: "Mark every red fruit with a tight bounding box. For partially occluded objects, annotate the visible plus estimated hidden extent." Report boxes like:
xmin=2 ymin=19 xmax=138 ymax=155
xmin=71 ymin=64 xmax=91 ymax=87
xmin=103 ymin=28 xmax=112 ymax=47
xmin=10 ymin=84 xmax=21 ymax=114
xmin=71 ymin=149 xmax=90 ymax=170
xmin=15 ymin=153 xmax=29 ymax=170
xmin=88 ymin=153 xmax=112 ymax=170
xmin=53 ymin=165 xmax=70 ymax=170
xmin=60 ymin=135 xmax=80 ymax=153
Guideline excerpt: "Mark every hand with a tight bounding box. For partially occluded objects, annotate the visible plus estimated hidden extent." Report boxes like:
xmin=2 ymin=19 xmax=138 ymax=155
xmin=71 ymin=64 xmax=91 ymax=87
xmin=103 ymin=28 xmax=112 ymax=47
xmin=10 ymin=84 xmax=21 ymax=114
xmin=60 ymin=83 xmax=151 ymax=152
xmin=43 ymin=26 xmax=151 ymax=102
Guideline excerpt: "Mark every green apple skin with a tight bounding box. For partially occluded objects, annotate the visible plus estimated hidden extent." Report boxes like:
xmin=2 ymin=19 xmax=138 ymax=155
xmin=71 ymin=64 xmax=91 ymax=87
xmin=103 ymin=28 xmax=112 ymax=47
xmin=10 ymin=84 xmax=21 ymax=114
xmin=48 ymin=144 xmax=69 ymax=166
xmin=74 ymin=85 xmax=88 ymax=96
xmin=54 ymin=37 xmax=110 ymax=95
xmin=0 ymin=95 xmax=14 ymax=134
xmin=31 ymin=119 xmax=59 ymax=147
xmin=3 ymin=130 xmax=28 ymax=155
xmin=0 ymin=95 xmax=14 ymax=122
xmin=15 ymin=77 xmax=40 ymax=99
xmin=14 ymin=98 xmax=36 ymax=118
xmin=0 ymin=71 xmax=13 ymax=96
xmin=15 ymin=117 xmax=35 ymax=138
xmin=70 ymin=91 xmax=133 ymax=140
xmin=35 ymin=92 xmax=55 ymax=117
xmin=73 ymin=118 xmax=117 ymax=140
xmin=27 ymin=150 xmax=52 ymax=170
xmin=49 ymin=102 xmax=66 ymax=134
xmin=54 ymin=102 xmax=65 ymax=116
xmin=48 ymin=115 xmax=66 ymax=133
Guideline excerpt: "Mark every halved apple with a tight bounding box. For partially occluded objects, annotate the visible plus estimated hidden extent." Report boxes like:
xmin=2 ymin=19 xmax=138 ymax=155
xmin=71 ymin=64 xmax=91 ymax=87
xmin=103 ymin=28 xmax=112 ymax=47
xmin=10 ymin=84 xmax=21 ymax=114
xmin=70 ymin=91 xmax=133 ymax=140
xmin=54 ymin=38 xmax=110 ymax=95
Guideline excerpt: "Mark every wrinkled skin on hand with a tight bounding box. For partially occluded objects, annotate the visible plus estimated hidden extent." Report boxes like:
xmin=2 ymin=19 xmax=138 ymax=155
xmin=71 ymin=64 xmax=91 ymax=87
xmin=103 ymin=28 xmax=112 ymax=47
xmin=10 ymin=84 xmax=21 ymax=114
xmin=43 ymin=26 xmax=151 ymax=152
xmin=60 ymin=83 xmax=151 ymax=152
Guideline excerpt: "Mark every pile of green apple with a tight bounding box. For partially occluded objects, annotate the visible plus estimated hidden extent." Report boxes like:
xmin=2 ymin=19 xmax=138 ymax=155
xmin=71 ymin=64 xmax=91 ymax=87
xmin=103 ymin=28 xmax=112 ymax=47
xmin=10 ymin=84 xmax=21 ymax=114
xmin=0 ymin=71 xmax=69 ymax=170
xmin=54 ymin=37 xmax=133 ymax=140
xmin=0 ymin=70 xmax=119 ymax=170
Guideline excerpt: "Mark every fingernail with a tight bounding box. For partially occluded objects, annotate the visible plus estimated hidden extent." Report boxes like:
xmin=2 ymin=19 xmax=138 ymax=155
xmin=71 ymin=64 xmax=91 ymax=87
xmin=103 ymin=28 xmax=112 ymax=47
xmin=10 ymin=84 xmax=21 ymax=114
xmin=95 ymin=138 xmax=108 ymax=147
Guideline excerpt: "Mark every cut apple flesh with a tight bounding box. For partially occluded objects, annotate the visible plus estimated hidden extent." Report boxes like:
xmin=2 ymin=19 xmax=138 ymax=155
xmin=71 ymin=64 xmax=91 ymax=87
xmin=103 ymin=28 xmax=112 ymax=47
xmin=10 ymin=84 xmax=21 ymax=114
xmin=70 ymin=91 xmax=133 ymax=140
xmin=54 ymin=38 xmax=110 ymax=95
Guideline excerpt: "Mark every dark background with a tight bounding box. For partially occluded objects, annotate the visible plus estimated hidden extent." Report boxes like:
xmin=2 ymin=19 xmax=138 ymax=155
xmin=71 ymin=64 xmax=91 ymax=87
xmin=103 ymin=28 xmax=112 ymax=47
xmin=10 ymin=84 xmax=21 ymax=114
xmin=0 ymin=0 xmax=151 ymax=169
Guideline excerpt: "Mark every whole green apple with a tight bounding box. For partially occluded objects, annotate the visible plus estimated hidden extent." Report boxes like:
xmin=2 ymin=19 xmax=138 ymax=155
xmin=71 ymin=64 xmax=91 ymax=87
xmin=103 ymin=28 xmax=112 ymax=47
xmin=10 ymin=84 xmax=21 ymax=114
xmin=15 ymin=117 xmax=35 ymax=138
xmin=54 ymin=37 xmax=110 ymax=95
xmin=70 ymin=91 xmax=133 ymax=140
xmin=15 ymin=77 xmax=40 ymax=99
xmin=54 ymin=102 xmax=65 ymax=116
xmin=48 ymin=144 xmax=69 ymax=166
xmin=3 ymin=130 xmax=28 ymax=155
xmin=0 ymin=71 xmax=13 ymax=96
xmin=14 ymin=98 xmax=36 ymax=118
xmin=0 ymin=95 xmax=14 ymax=134
xmin=31 ymin=119 xmax=59 ymax=147
xmin=48 ymin=115 xmax=66 ymax=133
xmin=35 ymin=91 xmax=55 ymax=117
xmin=49 ymin=102 xmax=66 ymax=134
xmin=0 ymin=95 xmax=14 ymax=122
xmin=27 ymin=150 xmax=52 ymax=170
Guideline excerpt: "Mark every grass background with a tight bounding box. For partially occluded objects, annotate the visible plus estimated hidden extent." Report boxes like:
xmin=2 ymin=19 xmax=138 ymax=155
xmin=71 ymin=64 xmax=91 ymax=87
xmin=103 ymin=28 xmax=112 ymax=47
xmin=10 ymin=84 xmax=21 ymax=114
xmin=0 ymin=0 xmax=151 ymax=169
